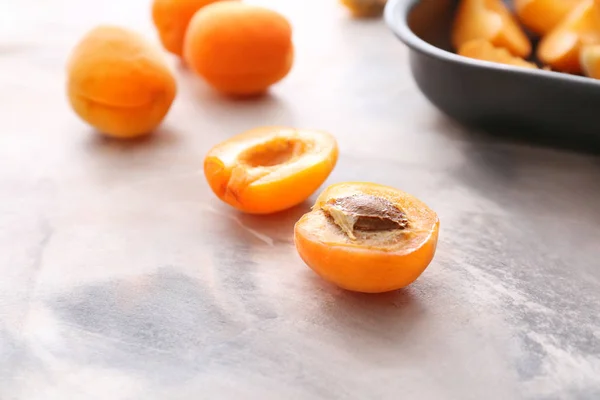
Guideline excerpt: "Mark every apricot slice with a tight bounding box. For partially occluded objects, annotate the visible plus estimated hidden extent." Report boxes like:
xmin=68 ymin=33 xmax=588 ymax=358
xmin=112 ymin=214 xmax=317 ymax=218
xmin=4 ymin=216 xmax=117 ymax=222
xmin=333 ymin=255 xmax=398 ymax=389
xmin=204 ymin=127 xmax=338 ymax=214
xmin=459 ymin=39 xmax=538 ymax=68
xmin=152 ymin=0 xmax=236 ymax=57
xmin=66 ymin=25 xmax=177 ymax=138
xmin=515 ymin=0 xmax=582 ymax=35
xmin=452 ymin=0 xmax=532 ymax=57
xmin=294 ymin=182 xmax=440 ymax=293
xmin=339 ymin=0 xmax=388 ymax=17
xmin=183 ymin=2 xmax=294 ymax=96
xmin=538 ymin=0 xmax=600 ymax=74
xmin=580 ymin=44 xmax=600 ymax=77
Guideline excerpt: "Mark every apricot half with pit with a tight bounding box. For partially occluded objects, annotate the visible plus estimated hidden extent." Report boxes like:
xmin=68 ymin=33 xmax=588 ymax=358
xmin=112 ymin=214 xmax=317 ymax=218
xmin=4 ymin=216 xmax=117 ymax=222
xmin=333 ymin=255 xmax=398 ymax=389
xmin=294 ymin=182 xmax=440 ymax=293
xmin=66 ymin=25 xmax=177 ymax=138
xmin=204 ymin=127 xmax=338 ymax=214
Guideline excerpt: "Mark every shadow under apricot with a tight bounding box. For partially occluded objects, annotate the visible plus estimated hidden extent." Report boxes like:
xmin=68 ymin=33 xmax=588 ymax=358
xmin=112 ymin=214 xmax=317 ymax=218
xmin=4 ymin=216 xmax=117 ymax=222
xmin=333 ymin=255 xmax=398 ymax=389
xmin=84 ymin=125 xmax=180 ymax=153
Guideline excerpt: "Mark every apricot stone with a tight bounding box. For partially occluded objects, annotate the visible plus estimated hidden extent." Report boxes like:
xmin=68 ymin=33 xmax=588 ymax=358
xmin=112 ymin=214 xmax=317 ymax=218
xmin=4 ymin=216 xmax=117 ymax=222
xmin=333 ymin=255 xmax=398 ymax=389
xmin=183 ymin=2 xmax=294 ymax=96
xmin=66 ymin=26 xmax=177 ymax=138
xmin=152 ymin=0 xmax=236 ymax=57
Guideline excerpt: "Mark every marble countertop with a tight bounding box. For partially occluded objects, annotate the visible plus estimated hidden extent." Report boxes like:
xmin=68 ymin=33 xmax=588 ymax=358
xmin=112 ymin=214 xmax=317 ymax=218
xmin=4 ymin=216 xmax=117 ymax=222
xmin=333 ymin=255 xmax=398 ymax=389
xmin=1 ymin=0 xmax=599 ymax=399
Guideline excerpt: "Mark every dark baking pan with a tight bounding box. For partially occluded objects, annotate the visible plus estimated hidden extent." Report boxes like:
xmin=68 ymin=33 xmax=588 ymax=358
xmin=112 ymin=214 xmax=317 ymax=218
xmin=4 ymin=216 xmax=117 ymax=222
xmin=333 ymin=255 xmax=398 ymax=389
xmin=384 ymin=0 xmax=600 ymax=146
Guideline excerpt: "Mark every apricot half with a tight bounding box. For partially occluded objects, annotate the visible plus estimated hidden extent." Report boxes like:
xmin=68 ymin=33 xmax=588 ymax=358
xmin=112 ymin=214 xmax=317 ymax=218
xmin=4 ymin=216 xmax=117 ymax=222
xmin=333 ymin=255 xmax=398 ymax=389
xmin=459 ymin=39 xmax=538 ymax=69
xmin=204 ymin=127 xmax=338 ymax=214
xmin=66 ymin=25 xmax=177 ymax=138
xmin=538 ymin=0 xmax=600 ymax=74
xmin=183 ymin=2 xmax=294 ymax=96
xmin=452 ymin=0 xmax=532 ymax=57
xmin=515 ymin=0 xmax=581 ymax=35
xmin=294 ymin=182 xmax=440 ymax=293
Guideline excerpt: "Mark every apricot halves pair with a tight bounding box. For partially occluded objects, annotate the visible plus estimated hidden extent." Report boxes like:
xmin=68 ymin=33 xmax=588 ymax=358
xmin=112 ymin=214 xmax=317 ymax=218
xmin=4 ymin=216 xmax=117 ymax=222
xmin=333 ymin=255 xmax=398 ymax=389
xmin=205 ymin=127 xmax=439 ymax=293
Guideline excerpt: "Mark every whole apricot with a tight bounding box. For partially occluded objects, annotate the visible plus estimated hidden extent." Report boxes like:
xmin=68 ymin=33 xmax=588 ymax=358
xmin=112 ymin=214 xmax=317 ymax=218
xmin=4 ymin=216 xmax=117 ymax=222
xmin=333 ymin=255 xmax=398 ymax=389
xmin=183 ymin=2 xmax=294 ymax=96
xmin=340 ymin=0 xmax=388 ymax=17
xmin=459 ymin=39 xmax=538 ymax=69
xmin=152 ymin=0 xmax=236 ymax=57
xmin=67 ymin=25 xmax=177 ymax=138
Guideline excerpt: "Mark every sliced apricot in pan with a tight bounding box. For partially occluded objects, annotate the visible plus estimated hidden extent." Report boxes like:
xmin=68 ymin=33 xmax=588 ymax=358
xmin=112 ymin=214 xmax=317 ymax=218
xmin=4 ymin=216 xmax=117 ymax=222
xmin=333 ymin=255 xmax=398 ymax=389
xmin=538 ymin=0 xmax=600 ymax=74
xmin=294 ymin=182 xmax=439 ymax=293
xmin=515 ymin=0 xmax=582 ymax=35
xmin=452 ymin=0 xmax=532 ymax=57
xmin=580 ymin=43 xmax=600 ymax=77
xmin=204 ymin=127 xmax=338 ymax=214
xmin=459 ymin=39 xmax=538 ymax=69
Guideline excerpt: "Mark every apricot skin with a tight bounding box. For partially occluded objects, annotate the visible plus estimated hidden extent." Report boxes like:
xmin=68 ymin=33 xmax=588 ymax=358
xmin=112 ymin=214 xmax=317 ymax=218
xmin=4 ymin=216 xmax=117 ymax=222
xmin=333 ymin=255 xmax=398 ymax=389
xmin=66 ymin=26 xmax=177 ymax=138
xmin=294 ymin=182 xmax=440 ymax=294
xmin=152 ymin=0 xmax=235 ymax=57
xmin=183 ymin=2 xmax=294 ymax=96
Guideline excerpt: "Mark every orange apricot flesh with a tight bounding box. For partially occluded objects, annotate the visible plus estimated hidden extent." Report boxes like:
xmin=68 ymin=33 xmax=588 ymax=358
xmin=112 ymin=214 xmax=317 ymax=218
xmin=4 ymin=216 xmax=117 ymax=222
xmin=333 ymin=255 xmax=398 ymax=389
xmin=294 ymin=182 xmax=440 ymax=293
xmin=459 ymin=39 xmax=538 ymax=68
xmin=339 ymin=0 xmax=388 ymax=17
xmin=515 ymin=0 xmax=582 ymax=35
xmin=152 ymin=0 xmax=236 ymax=57
xmin=538 ymin=0 xmax=600 ymax=74
xmin=452 ymin=0 xmax=532 ymax=58
xmin=183 ymin=2 xmax=294 ymax=96
xmin=204 ymin=127 xmax=338 ymax=215
xmin=580 ymin=44 xmax=600 ymax=77
xmin=66 ymin=25 xmax=177 ymax=138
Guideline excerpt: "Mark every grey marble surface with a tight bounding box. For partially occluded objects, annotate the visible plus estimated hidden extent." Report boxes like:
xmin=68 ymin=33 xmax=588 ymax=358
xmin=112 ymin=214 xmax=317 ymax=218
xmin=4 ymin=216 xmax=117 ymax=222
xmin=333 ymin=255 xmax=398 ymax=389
xmin=1 ymin=0 xmax=600 ymax=399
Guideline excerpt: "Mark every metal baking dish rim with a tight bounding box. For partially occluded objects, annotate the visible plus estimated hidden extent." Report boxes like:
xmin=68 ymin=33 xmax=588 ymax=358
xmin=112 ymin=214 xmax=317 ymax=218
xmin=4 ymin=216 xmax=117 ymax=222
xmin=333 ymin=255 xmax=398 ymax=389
xmin=384 ymin=0 xmax=600 ymax=89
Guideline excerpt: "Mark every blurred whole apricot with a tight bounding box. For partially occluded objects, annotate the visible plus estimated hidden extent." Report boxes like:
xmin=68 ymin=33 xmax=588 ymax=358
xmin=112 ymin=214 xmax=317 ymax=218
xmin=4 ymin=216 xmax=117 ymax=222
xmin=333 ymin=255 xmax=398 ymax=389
xmin=152 ymin=0 xmax=236 ymax=57
xmin=67 ymin=25 xmax=177 ymax=138
xmin=340 ymin=0 xmax=388 ymax=17
xmin=183 ymin=2 xmax=294 ymax=96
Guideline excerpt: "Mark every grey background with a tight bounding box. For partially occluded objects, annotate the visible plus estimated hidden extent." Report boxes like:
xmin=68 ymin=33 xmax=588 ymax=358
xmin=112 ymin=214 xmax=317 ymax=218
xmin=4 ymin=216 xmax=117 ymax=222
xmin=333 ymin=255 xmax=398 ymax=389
xmin=1 ymin=0 xmax=599 ymax=399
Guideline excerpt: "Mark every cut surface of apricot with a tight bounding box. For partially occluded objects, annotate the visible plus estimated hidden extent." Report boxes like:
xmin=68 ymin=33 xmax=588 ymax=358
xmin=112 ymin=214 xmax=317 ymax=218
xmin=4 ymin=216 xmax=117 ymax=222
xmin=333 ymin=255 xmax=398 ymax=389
xmin=538 ymin=0 xmax=600 ymax=73
xmin=204 ymin=127 xmax=338 ymax=214
xmin=452 ymin=0 xmax=532 ymax=57
xmin=459 ymin=39 xmax=538 ymax=68
xmin=294 ymin=182 xmax=439 ymax=293
xmin=340 ymin=0 xmax=388 ymax=17
xmin=66 ymin=25 xmax=177 ymax=138
xmin=152 ymin=0 xmax=236 ymax=57
xmin=515 ymin=0 xmax=582 ymax=35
